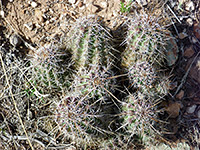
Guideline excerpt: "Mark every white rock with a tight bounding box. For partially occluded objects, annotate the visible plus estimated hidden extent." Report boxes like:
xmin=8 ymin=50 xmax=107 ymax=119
xmin=10 ymin=34 xmax=22 ymax=47
xmin=24 ymin=22 xmax=33 ymax=31
xmin=186 ymin=105 xmax=197 ymax=114
xmin=186 ymin=18 xmax=193 ymax=26
xmin=185 ymin=1 xmax=195 ymax=11
xmin=31 ymin=1 xmax=38 ymax=8
xmin=100 ymin=2 xmax=107 ymax=8
xmin=136 ymin=0 xmax=148 ymax=6
xmin=68 ymin=0 xmax=76 ymax=4
xmin=0 ymin=10 xmax=4 ymax=17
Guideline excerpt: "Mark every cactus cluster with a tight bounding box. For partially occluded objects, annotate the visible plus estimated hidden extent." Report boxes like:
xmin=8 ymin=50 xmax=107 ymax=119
xmin=28 ymin=9 xmax=173 ymax=148
xmin=120 ymin=9 xmax=171 ymax=139
xmin=53 ymin=17 xmax=117 ymax=146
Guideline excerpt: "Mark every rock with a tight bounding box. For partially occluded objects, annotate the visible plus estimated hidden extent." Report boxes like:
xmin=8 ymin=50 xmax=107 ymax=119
xmin=136 ymin=0 xmax=148 ymax=6
xmin=193 ymin=22 xmax=200 ymax=39
xmin=188 ymin=56 xmax=200 ymax=84
xmin=10 ymin=34 xmax=22 ymax=47
xmin=185 ymin=1 xmax=195 ymax=11
xmin=176 ymin=90 xmax=184 ymax=100
xmin=0 ymin=10 xmax=4 ymax=17
xmin=186 ymin=18 xmax=193 ymax=26
xmin=31 ymin=1 xmax=38 ymax=8
xmin=186 ymin=105 xmax=197 ymax=114
xmin=178 ymin=32 xmax=188 ymax=39
xmin=68 ymin=0 xmax=77 ymax=4
xmin=165 ymin=33 xmax=179 ymax=66
xmin=166 ymin=102 xmax=181 ymax=118
xmin=77 ymin=1 xmax=83 ymax=7
xmin=100 ymin=2 xmax=107 ymax=8
xmin=184 ymin=45 xmax=195 ymax=58
xmin=24 ymin=22 xmax=34 ymax=31
xmin=87 ymin=3 xmax=98 ymax=13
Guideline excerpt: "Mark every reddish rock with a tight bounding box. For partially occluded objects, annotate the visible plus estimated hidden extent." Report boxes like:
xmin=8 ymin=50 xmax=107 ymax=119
xmin=176 ymin=90 xmax=184 ymax=100
xmin=188 ymin=56 xmax=200 ymax=84
xmin=193 ymin=22 xmax=200 ymax=39
xmin=166 ymin=102 xmax=181 ymax=118
xmin=184 ymin=45 xmax=195 ymax=58
xmin=165 ymin=33 xmax=179 ymax=66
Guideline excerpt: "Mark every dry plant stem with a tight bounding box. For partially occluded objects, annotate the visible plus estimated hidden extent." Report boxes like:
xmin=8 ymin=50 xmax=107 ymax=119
xmin=174 ymin=51 xmax=200 ymax=97
xmin=1 ymin=113 xmax=18 ymax=149
xmin=167 ymin=4 xmax=181 ymax=24
xmin=0 ymin=53 xmax=34 ymax=150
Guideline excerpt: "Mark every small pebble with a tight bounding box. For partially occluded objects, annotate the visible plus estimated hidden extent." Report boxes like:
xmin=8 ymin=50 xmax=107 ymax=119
xmin=77 ymin=1 xmax=83 ymax=7
xmin=31 ymin=1 xmax=38 ymax=8
xmin=68 ymin=0 xmax=76 ymax=4
xmin=193 ymin=22 xmax=200 ymax=39
xmin=87 ymin=3 xmax=98 ymax=13
xmin=186 ymin=18 xmax=193 ymax=26
xmin=10 ymin=34 xmax=22 ymax=47
xmin=136 ymin=0 xmax=148 ymax=6
xmin=100 ymin=2 xmax=107 ymax=8
xmin=178 ymin=32 xmax=188 ymax=39
xmin=0 ymin=10 xmax=4 ymax=17
xmin=186 ymin=105 xmax=197 ymax=114
xmin=185 ymin=1 xmax=195 ymax=11
xmin=184 ymin=45 xmax=195 ymax=58
xmin=24 ymin=22 xmax=34 ymax=31
xmin=35 ymin=9 xmax=44 ymax=22
xmin=176 ymin=90 xmax=184 ymax=100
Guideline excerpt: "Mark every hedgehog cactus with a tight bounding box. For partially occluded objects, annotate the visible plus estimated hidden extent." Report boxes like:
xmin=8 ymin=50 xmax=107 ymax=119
xmin=54 ymin=17 xmax=117 ymax=145
xmin=55 ymin=95 xmax=99 ymax=145
xmin=71 ymin=65 xmax=116 ymax=101
xmin=28 ymin=43 xmax=70 ymax=94
xmin=121 ymin=9 xmax=171 ymax=94
xmin=121 ymin=10 xmax=168 ymax=68
xmin=67 ymin=17 xmax=113 ymax=71
xmin=122 ymin=92 xmax=157 ymax=135
xmin=66 ymin=17 xmax=117 ymax=106
xmin=121 ymin=9 xmax=171 ymax=139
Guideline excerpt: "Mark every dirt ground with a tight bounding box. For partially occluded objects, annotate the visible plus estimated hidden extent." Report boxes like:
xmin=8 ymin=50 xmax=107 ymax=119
xmin=0 ymin=0 xmax=200 ymax=149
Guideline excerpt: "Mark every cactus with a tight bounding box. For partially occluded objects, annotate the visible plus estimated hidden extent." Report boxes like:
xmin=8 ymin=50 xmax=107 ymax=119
xmin=120 ymin=8 xmax=172 ymax=142
xmin=55 ymin=94 xmax=98 ymax=146
xmin=28 ymin=43 xmax=71 ymax=94
xmin=67 ymin=17 xmax=113 ymax=71
xmin=121 ymin=10 xmax=169 ymax=69
xmin=121 ymin=92 xmax=157 ymax=135
xmin=54 ymin=17 xmax=117 ymax=146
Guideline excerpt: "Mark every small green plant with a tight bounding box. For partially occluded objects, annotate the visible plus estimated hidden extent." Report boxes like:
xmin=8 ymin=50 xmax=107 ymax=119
xmin=120 ymin=0 xmax=132 ymax=13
